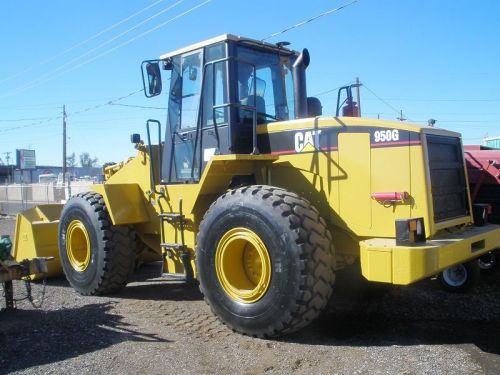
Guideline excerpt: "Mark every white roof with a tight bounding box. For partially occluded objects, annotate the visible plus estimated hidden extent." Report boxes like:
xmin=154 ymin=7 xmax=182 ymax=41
xmin=159 ymin=34 xmax=295 ymax=59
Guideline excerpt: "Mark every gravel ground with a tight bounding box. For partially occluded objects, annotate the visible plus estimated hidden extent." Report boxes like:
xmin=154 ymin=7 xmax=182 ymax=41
xmin=1 ymin=216 xmax=500 ymax=375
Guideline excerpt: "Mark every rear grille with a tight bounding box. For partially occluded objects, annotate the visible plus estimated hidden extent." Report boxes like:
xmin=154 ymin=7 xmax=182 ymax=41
xmin=426 ymin=134 xmax=469 ymax=222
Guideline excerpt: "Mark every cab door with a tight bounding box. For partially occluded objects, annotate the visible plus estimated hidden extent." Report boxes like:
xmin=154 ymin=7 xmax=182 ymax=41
xmin=199 ymin=51 xmax=230 ymax=172
xmin=162 ymin=44 xmax=230 ymax=184
xmin=163 ymin=49 xmax=203 ymax=183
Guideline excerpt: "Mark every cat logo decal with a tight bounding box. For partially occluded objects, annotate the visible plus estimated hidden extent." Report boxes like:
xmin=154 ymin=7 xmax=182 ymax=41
xmin=294 ymin=130 xmax=322 ymax=153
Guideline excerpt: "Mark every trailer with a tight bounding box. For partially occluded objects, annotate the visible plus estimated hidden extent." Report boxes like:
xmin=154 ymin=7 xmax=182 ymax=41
xmin=464 ymin=145 xmax=500 ymax=223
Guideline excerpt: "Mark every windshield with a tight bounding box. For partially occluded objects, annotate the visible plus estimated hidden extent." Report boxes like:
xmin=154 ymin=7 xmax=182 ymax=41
xmin=236 ymin=45 xmax=295 ymax=123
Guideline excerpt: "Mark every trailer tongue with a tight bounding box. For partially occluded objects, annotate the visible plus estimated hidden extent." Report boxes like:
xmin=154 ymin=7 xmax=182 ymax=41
xmin=1 ymin=234 xmax=53 ymax=310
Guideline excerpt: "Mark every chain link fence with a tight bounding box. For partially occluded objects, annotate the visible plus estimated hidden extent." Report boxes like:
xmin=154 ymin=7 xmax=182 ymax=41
xmin=0 ymin=182 xmax=92 ymax=215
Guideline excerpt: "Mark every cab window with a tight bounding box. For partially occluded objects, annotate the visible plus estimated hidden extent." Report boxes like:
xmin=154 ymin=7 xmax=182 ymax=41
xmin=236 ymin=46 xmax=295 ymax=124
xmin=180 ymin=49 xmax=203 ymax=129
xmin=203 ymin=43 xmax=228 ymax=128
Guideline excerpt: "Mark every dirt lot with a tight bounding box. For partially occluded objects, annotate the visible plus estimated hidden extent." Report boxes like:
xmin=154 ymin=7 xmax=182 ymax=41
xmin=1 ymin=216 xmax=500 ymax=375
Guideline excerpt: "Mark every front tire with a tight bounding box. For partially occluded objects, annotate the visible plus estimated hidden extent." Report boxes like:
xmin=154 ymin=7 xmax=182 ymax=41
xmin=196 ymin=185 xmax=335 ymax=338
xmin=58 ymin=192 xmax=136 ymax=295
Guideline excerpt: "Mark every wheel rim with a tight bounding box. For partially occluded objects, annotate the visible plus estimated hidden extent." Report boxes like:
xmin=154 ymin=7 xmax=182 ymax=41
xmin=478 ymin=252 xmax=495 ymax=270
xmin=215 ymin=227 xmax=271 ymax=304
xmin=442 ymin=264 xmax=467 ymax=287
xmin=66 ymin=220 xmax=91 ymax=272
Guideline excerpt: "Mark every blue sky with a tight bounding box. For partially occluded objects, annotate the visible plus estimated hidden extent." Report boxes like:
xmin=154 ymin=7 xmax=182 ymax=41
xmin=0 ymin=0 xmax=499 ymax=166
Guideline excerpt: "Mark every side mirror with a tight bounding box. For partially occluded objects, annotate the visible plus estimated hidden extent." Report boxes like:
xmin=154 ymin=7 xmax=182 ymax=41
xmin=141 ymin=60 xmax=162 ymax=97
xmin=130 ymin=133 xmax=141 ymax=144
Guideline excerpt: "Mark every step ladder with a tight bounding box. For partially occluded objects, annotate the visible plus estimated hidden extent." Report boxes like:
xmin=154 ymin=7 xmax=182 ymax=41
xmin=159 ymin=199 xmax=194 ymax=281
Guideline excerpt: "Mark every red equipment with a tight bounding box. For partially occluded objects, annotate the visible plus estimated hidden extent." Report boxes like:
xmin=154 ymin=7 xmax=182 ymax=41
xmin=464 ymin=145 xmax=500 ymax=223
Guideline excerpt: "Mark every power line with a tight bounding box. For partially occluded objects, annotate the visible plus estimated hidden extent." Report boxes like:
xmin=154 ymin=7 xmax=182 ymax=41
xmin=68 ymin=89 xmax=144 ymax=117
xmin=364 ymin=111 xmax=500 ymax=116
xmin=312 ymin=85 xmax=346 ymax=97
xmin=0 ymin=0 xmax=170 ymax=86
xmin=437 ymin=124 xmax=496 ymax=128
xmin=412 ymin=119 xmax=500 ymax=123
xmin=0 ymin=0 xmax=190 ymax=99
xmin=108 ymin=103 xmax=167 ymax=110
xmin=0 ymin=96 xmax=153 ymax=110
xmin=0 ymin=116 xmax=62 ymax=133
xmin=0 ymin=104 xmax=62 ymax=110
xmin=262 ymin=0 xmax=359 ymax=41
xmin=0 ymin=133 xmax=64 ymax=145
xmin=0 ymin=116 xmax=54 ymax=122
xmin=0 ymin=88 xmax=143 ymax=133
xmin=69 ymin=117 xmax=150 ymax=124
xmin=57 ymin=110 xmax=155 ymax=118
xmin=362 ymin=83 xmax=402 ymax=117
xmin=363 ymin=98 xmax=500 ymax=102
xmin=26 ymin=0 xmax=212 ymax=93
xmin=464 ymin=137 xmax=487 ymax=141
xmin=0 ymin=0 xmax=211 ymax=99
xmin=55 ymin=110 xmax=160 ymax=118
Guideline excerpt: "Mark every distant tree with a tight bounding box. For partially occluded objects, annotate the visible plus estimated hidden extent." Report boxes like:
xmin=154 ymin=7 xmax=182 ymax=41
xmin=79 ymin=152 xmax=98 ymax=168
xmin=66 ymin=152 xmax=77 ymax=168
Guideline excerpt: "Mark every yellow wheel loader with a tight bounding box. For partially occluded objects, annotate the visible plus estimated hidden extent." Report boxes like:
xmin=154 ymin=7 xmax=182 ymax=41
xmin=12 ymin=34 xmax=500 ymax=337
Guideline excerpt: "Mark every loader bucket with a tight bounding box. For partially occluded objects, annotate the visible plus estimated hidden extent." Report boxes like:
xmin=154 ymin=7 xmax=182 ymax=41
xmin=12 ymin=204 xmax=63 ymax=279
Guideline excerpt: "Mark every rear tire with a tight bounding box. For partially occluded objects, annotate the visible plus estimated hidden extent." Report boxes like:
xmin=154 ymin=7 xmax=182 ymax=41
xmin=438 ymin=260 xmax=480 ymax=293
xmin=58 ymin=192 xmax=136 ymax=295
xmin=196 ymin=185 xmax=335 ymax=338
xmin=477 ymin=251 xmax=498 ymax=272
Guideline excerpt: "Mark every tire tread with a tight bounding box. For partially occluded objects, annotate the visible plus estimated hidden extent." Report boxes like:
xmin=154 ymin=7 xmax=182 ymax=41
xmin=66 ymin=191 xmax=136 ymax=295
xmin=197 ymin=185 xmax=335 ymax=337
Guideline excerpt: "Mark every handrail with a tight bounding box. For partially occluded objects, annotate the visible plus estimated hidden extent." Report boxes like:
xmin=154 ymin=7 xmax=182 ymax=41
xmin=146 ymin=119 xmax=162 ymax=194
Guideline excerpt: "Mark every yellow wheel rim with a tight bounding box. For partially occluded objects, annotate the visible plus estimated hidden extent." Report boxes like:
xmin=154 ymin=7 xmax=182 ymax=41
xmin=66 ymin=220 xmax=91 ymax=272
xmin=215 ymin=227 xmax=271 ymax=304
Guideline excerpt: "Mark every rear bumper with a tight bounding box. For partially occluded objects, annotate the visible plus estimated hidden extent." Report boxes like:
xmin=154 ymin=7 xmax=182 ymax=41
xmin=360 ymin=224 xmax=500 ymax=285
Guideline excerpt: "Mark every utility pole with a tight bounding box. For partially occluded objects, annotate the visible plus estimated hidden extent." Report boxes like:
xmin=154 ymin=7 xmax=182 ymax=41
xmin=3 ymin=152 xmax=11 ymax=165
xmin=355 ymin=77 xmax=362 ymax=117
xmin=3 ymin=152 xmax=12 ymax=183
xmin=62 ymin=105 xmax=67 ymax=184
xmin=397 ymin=109 xmax=406 ymax=122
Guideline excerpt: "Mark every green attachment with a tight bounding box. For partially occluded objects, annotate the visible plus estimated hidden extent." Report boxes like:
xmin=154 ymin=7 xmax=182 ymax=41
xmin=0 ymin=235 xmax=13 ymax=261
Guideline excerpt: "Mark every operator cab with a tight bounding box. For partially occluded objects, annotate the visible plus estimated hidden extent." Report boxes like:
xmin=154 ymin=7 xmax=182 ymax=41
xmin=142 ymin=34 xmax=315 ymax=184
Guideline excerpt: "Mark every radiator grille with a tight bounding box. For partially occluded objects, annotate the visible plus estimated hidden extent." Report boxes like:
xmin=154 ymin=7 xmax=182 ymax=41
xmin=426 ymin=135 xmax=469 ymax=222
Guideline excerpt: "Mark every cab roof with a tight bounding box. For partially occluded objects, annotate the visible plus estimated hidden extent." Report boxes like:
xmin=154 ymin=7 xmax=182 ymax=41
xmin=159 ymin=34 xmax=297 ymax=60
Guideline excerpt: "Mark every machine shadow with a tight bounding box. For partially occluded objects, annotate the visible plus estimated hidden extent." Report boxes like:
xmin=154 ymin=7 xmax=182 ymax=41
xmin=116 ymin=281 xmax=203 ymax=302
xmin=284 ymin=269 xmax=500 ymax=356
xmin=35 ymin=263 xmax=203 ymax=302
xmin=0 ymin=302 xmax=170 ymax=373
xmin=115 ymin=262 xmax=203 ymax=302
